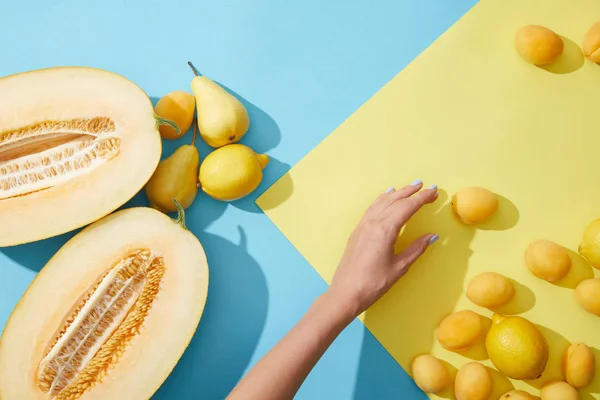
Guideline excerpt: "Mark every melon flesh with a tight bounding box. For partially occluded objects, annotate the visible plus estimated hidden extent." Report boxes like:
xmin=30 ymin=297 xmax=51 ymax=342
xmin=0 ymin=207 xmax=209 ymax=400
xmin=0 ymin=67 xmax=163 ymax=246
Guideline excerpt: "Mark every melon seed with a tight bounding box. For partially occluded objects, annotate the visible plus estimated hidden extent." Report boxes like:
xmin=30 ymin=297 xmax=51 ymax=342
xmin=36 ymin=249 xmax=165 ymax=400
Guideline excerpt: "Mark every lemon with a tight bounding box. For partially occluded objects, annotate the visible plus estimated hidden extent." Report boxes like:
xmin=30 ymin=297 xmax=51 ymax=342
xmin=199 ymin=144 xmax=269 ymax=201
xmin=485 ymin=314 xmax=549 ymax=380
xmin=579 ymin=218 xmax=600 ymax=269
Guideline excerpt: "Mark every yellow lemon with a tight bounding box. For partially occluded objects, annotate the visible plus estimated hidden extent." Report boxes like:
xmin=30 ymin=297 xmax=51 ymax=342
xmin=579 ymin=218 xmax=600 ymax=270
xmin=486 ymin=315 xmax=549 ymax=380
xmin=199 ymin=144 xmax=269 ymax=201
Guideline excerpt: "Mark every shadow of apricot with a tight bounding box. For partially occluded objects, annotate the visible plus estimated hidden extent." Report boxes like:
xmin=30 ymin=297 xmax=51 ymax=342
xmin=461 ymin=315 xmax=491 ymax=361
xmin=555 ymin=249 xmax=595 ymax=289
xmin=488 ymin=366 xmax=515 ymax=399
xmin=523 ymin=325 xmax=570 ymax=389
xmin=436 ymin=360 xmax=458 ymax=399
xmin=476 ymin=195 xmax=520 ymax=231
xmin=493 ymin=280 xmax=536 ymax=315
xmin=539 ymin=36 xmax=585 ymax=75
xmin=579 ymin=346 xmax=600 ymax=398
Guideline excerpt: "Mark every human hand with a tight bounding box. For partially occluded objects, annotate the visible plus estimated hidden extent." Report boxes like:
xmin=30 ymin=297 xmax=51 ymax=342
xmin=327 ymin=180 xmax=439 ymax=319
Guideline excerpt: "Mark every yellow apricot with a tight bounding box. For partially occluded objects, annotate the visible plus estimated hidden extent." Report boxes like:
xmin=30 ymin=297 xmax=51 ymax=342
xmin=575 ymin=278 xmax=600 ymax=316
xmin=455 ymin=362 xmax=492 ymax=400
xmin=452 ymin=187 xmax=498 ymax=225
xmin=466 ymin=272 xmax=515 ymax=308
xmin=437 ymin=310 xmax=482 ymax=352
xmin=525 ymin=240 xmax=571 ymax=282
xmin=583 ymin=21 xmax=600 ymax=63
xmin=155 ymin=90 xmax=196 ymax=139
xmin=563 ymin=343 xmax=595 ymax=388
xmin=540 ymin=381 xmax=578 ymax=400
xmin=500 ymin=390 xmax=537 ymax=400
xmin=410 ymin=354 xmax=451 ymax=394
xmin=515 ymin=25 xmax=564 ymax=65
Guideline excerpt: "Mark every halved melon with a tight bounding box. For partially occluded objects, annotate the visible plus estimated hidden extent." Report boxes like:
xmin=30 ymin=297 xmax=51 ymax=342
xmin=0 ymin=67 xmax=175 ymax=246
xmin=0 ymin=204 xmax=209 ymax=400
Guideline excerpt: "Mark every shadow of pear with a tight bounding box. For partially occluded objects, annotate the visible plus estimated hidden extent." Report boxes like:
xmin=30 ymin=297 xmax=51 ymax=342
xmin=539 ymin=35 xmax=585 ymax=75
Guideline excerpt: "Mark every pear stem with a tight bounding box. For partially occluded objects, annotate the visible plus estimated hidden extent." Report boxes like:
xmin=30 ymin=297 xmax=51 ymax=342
xmin=155 ymin=114 xmax=181 ymax=135
xmin=188 ymin=61 xmax=202 ymax=77
xmin=172 ymin=199 xmax=187 ymax=230
xmin=191 ymin=118 xmax=197 ymax=147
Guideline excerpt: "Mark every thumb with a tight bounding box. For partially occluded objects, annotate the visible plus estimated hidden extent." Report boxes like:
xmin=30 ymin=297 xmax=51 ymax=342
xmin=394 ymin=233 xmax=439 ymax=275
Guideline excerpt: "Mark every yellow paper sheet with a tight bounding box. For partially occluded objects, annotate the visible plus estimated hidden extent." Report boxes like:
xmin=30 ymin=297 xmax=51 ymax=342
xmin=258 ymin=0 xmax=600 ymax=397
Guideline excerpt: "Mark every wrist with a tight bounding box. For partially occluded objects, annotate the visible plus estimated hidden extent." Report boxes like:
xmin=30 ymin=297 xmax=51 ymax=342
xmin=319 ymin=289 xmax=359 ymax=326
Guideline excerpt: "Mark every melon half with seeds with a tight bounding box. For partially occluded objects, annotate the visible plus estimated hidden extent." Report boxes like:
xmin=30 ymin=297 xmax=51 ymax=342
xmin=0 ymin=203 xmax=209 ymax=399
xmin=0 ymin=67 xmax=177 ymax=246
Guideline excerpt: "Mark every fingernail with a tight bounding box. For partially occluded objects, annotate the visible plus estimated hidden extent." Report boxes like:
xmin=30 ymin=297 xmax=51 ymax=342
xmin=385 ymin=186 xmax=395 ymax=193
xmin=429 ymin=234 xmax=439 ymax=245
xmin=410 ymin=179 xmax=422 ymax=186
xmin=428 ymin=184 xmax=438 ymax=190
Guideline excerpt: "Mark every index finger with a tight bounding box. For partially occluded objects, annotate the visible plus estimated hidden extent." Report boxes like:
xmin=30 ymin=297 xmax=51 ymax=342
xmin=388 ymin=186 xmax=438 ymax=229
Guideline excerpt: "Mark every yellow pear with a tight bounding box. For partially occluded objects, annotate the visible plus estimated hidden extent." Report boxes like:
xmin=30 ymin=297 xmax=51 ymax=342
xmin=188 ymin=61 xmax=250 ymax=148
xmin=145 ymin=122 xmax=200 ymax=212
xmin=199 ymin=144 xmax=268 ymax=201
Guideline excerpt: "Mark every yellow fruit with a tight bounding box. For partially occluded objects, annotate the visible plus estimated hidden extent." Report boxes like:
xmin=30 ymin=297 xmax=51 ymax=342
xmin=563 ymin=343 xmax=595 ymax=388
xmin=189 ymin=62 xmax=250 ymax=148
xmin=154 ymin=90 xmax=195 ymax=140
xmin=437 ymin=310 xmax=482 ymax=352
xmin=540 ymin=381 xmax=579 ymax=400
xmin=451 ymin=187 xmax=498 ymax=225
xmin=199 ymin=144 xmax=268 ymax=201
xmin=466 ymin=272 xmax=515 ymax=308
xmin=525 ymin=240 xmax=571 ymax=282
xmin=454 ymin=362 xmax=492 ymax=400
xmin=578 ymin=219 xmax=600 ymax=269
xmin=0 ymin=204 xmax=209 ymax=400
xmin=410 ymin=354 xmax=451 ymax=394
xmin=145 ymin=122 xmax=199 ymax=212
xmin=574 ymin=278 xmax=600 ymax=316
xmin=583 ymin=21 xmax=600 ymax=63
xmin=486 ymin=315 xmax=549 ymax=380
xmin=0 ymin=67 xmax=176 ymax=246
xmin=515 ymin=25 xmax=564 ymax=65
xmin=500 ymin=390 xmax=537 ymax=400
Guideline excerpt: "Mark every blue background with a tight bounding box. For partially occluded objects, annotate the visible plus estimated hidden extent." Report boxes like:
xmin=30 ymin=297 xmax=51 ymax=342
xmin=0 ymin=0 xmax=476 ymax=398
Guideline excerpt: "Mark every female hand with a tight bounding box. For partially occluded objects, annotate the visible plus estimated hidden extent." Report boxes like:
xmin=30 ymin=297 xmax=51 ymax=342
xmin=328 ymin=180 xmax=439 ymax=318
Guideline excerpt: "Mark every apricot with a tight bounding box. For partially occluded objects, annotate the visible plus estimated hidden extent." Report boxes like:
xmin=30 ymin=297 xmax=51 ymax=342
xmin=500 ymin=390 xmax=537 ymax=400
xmin=467 ymin=272 xmax=515 ymax=308
xmin=540 ymin=381 xmax=578 ymax=400
xmin=583 ymin=21 xmax=600 ymax=63
xmin=410 ymin=354 xmax=451 ymax=394
xmin=525 ymin=240 xmax=571 ymax=282
xmin=515 ymin=25 xmax=564 ymax=65
xmin=437 ymin=310 xmax=482 ymax=352
xmin=154 ymin=90 xmax=196 ymax=139
xmin=454 ymin=362 xmax=492 ymax=400
xmin=563 ymin=343 xmax=595 ymax=388
xmin=575 ymin=278 xmax=600 ymax=316
xmin=452 ymin=187 xmax=498 ymax=225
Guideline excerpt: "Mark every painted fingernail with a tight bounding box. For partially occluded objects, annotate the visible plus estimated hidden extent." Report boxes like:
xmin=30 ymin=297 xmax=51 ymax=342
xmin=429 ymin=234 xmax=439 ymax=245
xmin=410 ymin=179 xmax=422 ymax=186
xmin=428 ymin=184 xmax=438 ymax=190
xmin=385 ymin=186 xmax=395 ymax=193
